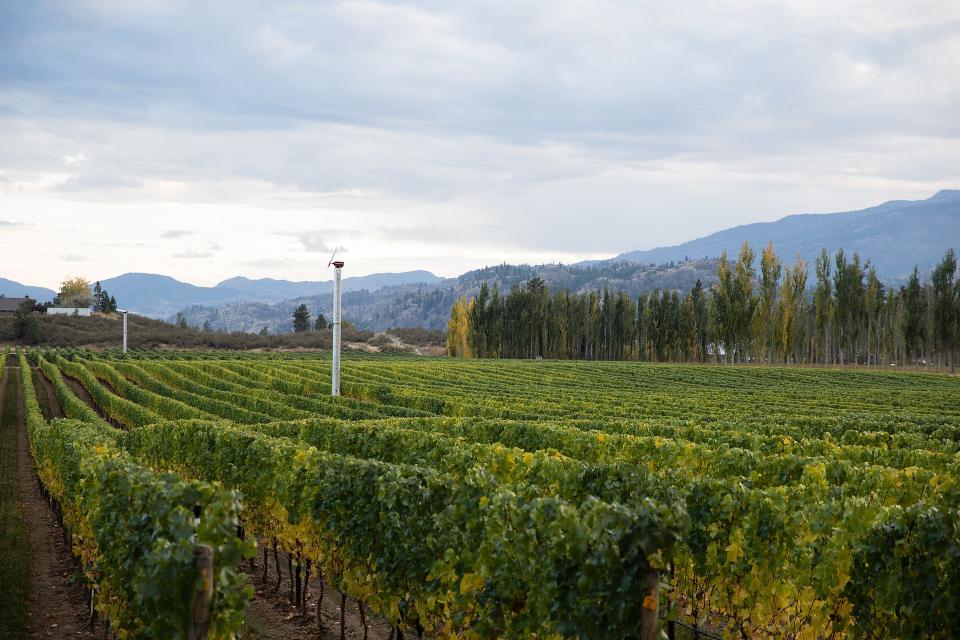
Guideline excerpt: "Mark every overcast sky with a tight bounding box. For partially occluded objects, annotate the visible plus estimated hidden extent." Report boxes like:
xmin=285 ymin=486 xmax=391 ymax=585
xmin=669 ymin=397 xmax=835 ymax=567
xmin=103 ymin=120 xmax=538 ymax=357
xmin=2 ymin=0 xmax=959 ymax=289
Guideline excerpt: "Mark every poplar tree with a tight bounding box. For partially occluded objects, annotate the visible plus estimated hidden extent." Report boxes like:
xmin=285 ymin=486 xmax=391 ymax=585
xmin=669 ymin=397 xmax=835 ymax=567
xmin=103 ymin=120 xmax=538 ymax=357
xmin=814 ymin=250 xmax=833 ymax=364
xmin=904 ymin=267 xmax=926 ymax=363
xmin=446 ymin=297 xmax=472 ymax=357
xmin=931 ymin=249 xmax=958 ymax=371
xmin=758 ymin=242 xmax=782 ymax=363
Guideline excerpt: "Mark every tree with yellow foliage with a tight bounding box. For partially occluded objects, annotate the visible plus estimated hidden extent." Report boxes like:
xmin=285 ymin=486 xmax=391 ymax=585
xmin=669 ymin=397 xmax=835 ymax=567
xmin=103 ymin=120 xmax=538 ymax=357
xmin=446 ymin=297 xmax=473 ymax=357
xmin=56 ymin=276 xmax=94 ymax=308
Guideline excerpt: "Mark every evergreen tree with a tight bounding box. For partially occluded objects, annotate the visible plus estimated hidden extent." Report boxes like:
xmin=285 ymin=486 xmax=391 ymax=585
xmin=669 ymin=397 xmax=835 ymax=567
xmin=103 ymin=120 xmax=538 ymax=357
xmin=93 ymin=281 xmax=104 ymax=312
xmin=314 ymin=313 xmax=329 ymax=330
xmin=292 ymin=304 xmax=311 ymax=333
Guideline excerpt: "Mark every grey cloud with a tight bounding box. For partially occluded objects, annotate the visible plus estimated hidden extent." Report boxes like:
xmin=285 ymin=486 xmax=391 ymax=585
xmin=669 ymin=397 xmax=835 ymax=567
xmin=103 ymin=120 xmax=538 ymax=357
xmin=4 ymin=2 xmax=958 ymax=147
xmin=375 ymin=225 xmax=467 ymax=244
xmin=0 ymin=1 xmax=957 ymax=261
xmin=298 ymin=232 xmax=333 ymax=253
xmin=173 ymin=249 xmax=213 ymax=259
xmin=59 ymin=253 xmax=87 ymax=262
xmin=161 ymin=229 xmax=195 ymax=238
xmin=241 ymin=257 xmax=299 ymax=268
xmin=55 ymin=173 xmax=140 ymax=192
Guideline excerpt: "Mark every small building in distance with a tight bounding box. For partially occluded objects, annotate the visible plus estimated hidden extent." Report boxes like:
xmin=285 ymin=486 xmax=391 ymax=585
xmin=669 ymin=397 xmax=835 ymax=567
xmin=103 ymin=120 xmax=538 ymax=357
xmin=0 ymin=296 xmax=34 ymax=315
xmin=47 ymin=307 xmax=92 ymax=317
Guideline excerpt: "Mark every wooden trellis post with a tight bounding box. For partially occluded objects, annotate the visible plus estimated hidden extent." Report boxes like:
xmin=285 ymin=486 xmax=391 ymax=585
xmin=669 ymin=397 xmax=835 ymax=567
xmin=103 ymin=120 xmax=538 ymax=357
xmin=640 ymin=569 xmax=660 ymax=640
xmin=189 ymin=544 xmax=214 ymax=640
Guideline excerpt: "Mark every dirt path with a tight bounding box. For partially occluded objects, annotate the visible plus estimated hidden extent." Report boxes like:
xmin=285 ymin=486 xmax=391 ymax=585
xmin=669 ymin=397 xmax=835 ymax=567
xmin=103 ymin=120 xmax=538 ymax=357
xmin=14 ymin=368 xmax=97 ymax=639
xmin=63 ymin=376 xmax=100 ymax=415
xmin=241 ymin=545 xmax=392 ymax=640
xmin=32 ymin=367 xmax=64 ymax=420
xmin=1 ymin=366 xmax=30 ymax=640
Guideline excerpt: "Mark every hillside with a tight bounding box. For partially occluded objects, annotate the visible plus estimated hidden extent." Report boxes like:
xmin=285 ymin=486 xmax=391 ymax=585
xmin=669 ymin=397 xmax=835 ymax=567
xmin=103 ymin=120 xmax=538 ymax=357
xmin=176 ymin=259 xmax=719 ymax=332
xmin=8 ymin=190 xmax=958 ymax=333
xmin=0 ymin=278 xmax=56 ymax=301
xmin=98 ymin=270 xmax=442 ymax=317
xmin=605 ymin=190 xmax=960 ymax=278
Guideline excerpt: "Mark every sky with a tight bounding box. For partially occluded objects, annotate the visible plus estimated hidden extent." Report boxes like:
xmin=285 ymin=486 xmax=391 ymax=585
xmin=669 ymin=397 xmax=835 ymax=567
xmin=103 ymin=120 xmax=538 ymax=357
xmin=1 ymin=0 xmax=959 ymax=289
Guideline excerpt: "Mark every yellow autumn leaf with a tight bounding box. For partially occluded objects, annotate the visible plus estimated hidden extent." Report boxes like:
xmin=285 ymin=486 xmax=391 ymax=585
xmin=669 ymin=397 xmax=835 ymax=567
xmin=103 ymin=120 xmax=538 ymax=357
xmin=726 ymin=542 xmax=742 ymax=564
xmin=459 ymin=573 xmax=485 ymax=594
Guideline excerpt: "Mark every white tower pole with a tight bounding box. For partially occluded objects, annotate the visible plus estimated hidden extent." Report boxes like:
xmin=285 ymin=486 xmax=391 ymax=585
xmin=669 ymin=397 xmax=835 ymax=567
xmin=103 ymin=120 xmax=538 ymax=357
xmin=122 ymin=310 xmax=128 ymax=354
xmin=331 ymin=261 xmax=344 ymax=396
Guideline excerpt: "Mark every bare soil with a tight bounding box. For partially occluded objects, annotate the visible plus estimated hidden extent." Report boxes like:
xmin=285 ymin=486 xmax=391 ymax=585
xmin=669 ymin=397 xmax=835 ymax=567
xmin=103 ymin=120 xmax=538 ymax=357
xmin=14 ymin=368 xmax=97 ymax=639
xmin=63 ymin=376 xmax=99 ymax=414
xmin=32 ymin=367 xmax=64 ymax=420
xmin=240 ymin=544 xmax=393 ymax=640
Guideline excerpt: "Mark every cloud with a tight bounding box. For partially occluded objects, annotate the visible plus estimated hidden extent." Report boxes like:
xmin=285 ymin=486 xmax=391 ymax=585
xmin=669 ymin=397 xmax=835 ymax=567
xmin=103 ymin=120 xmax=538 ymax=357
xmin=240 ymin=257 xmax=300 ymax=268
xmin=59 ymin=253 xmax=87 ymax=262
xmin=0 ymin=0 xmax=958 ymax=284
xmin=173 ymin=249 xmax=213 ymax=259
xmin=376 ymin=225 xmax=466 ymax=244
xmin=298 ymin=231 xmax=333 ymax=253
xmin=0 ymin=220 xmax=28 ymax=228
xmin=55 ymin=173 xmax=140 ymax=192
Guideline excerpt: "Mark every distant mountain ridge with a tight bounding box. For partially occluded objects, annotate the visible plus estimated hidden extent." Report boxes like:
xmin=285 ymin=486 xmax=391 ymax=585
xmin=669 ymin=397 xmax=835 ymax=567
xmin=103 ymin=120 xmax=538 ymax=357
xmin=176 ymin=259 xmax=720 ymax=333
xmin=602 ymin=189 xmax=960 ymax=278
xmin=98 ymin=271 xmax=443 ymax=317
xmin=0 ymin=277 xmax=56 ymax=301
xmin=0 ymin=271 xmax=443 ymax=318
xmin=5 ymin=189 xmax=958 ymax=332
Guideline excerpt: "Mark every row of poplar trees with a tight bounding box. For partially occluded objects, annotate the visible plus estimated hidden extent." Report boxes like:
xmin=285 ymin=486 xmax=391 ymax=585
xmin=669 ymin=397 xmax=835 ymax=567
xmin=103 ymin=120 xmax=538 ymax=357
xmin=447 ymin=245 xmax=960 ymax=370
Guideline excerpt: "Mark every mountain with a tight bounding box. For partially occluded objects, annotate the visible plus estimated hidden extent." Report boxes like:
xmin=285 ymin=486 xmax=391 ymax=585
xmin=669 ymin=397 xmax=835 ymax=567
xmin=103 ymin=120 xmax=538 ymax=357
xmin=0 ymin=277 xmax=57 ymax=301
xmin=215 ymin=271 xmax=441 ymax=301
xmin=604 ymin=190 xmax=960 ymax=279
xmin=173 ymin=190 xmax=960 ymax=333
xmin=98 ymin=271 xmax=442 ymax=318
xmin=175 ymin=260 xmax=719 ymax=333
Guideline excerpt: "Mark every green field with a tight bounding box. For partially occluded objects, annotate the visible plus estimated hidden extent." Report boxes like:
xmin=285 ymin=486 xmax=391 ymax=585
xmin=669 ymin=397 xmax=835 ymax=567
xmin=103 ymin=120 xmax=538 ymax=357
xmin=13 ymin=349 xmax=960 ymax=639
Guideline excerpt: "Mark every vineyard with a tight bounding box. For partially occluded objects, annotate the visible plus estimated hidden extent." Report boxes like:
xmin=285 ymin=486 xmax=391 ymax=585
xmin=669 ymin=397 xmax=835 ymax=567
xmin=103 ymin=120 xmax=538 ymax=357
xmin=6 ymin=348 xmax=960 ymax=639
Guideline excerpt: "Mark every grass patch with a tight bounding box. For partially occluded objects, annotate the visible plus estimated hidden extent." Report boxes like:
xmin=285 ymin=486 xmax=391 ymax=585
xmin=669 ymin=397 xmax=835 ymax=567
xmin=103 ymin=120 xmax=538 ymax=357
xmin=0 ymin=367 xmax=30 ymax=640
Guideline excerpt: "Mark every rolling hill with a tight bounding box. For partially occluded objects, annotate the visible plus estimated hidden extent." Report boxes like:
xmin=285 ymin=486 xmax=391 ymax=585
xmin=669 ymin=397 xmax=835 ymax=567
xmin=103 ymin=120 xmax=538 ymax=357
xmin=5 ymin=189 xmax=957 ymax=333
xmin=603 ymin=189 xmax=960 ymax=278
xmin=0 ymin=278 xmax=56 ymax=301
xmin=175 ymin=259 xmax=720 ymax=333
xmin=96 ymin=270 xmax=443 ymax=317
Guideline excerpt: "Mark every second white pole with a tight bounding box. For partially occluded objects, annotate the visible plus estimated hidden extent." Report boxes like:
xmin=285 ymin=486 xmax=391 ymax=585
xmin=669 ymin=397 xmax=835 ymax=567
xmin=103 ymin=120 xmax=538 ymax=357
xmin=331 ymin=261 xmax=344 ymax=396
xmin=122 ymin=310 xmax=128 ymax=354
